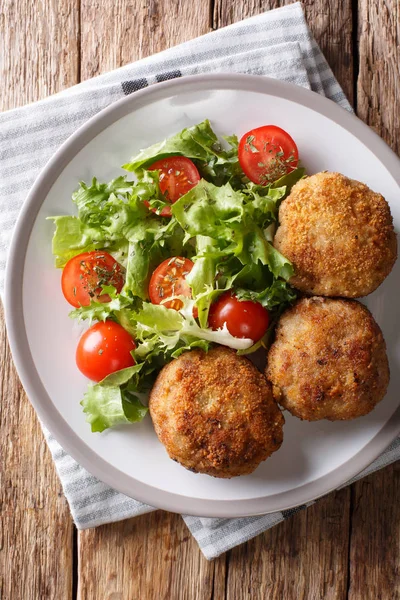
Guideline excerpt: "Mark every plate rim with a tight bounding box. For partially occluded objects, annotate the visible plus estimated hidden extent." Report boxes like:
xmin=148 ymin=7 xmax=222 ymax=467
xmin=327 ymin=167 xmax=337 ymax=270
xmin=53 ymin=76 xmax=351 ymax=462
xmin=5 ymin=73 xmax=400 ymax=518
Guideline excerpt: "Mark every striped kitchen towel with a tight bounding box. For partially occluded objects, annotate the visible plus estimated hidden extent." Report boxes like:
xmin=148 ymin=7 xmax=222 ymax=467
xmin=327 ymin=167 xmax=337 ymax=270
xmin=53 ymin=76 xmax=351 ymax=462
xmin=1 ymin=2 xmax=398 ymax=560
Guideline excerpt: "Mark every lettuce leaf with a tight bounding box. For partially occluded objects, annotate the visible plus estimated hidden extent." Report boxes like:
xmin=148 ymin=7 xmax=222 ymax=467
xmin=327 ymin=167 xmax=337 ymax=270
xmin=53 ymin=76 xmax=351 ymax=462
xmin=236 ymin=278 xmax=297 ymax=310
xmin=69 ymin=285 xmax=134 ymax=324
xmin=49 ymin=216 xmax=105 ymax=267
xmin=122 ymin=217 xmax=185 ymax=300
xmin=132 ymin=169 xmax=171 ymax=215
xmin=123 ymin=120 xmax=246 ymax=188
xmin=81 ymin=365 xmax=148 ymax=433
xmin=126 ymin=300 xmax=254 ymax=355
xmin=50 ymin=215 xmax=132 ymax=269
xmin=172 ymin=179 xmax=293 ymax=278
xmin=72 ymin=176 xmax=136 ymax=233
xmin=271 ymin=167 xmax=306 ymax=192
xmin=123 ymin=120 xmax=228 ymax=170
xmin=50 ymin=176 xmax=142 ymax=267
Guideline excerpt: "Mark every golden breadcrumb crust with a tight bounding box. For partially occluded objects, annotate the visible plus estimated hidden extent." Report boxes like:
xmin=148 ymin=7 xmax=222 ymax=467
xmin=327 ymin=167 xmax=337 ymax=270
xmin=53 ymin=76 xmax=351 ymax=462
xmin=149 ymin=346 xmax=284 ymax=478
xmin=274 ymin=172 xmax=397 ymax=297
xmin=266 ymin=297 xmax=389 ymax=421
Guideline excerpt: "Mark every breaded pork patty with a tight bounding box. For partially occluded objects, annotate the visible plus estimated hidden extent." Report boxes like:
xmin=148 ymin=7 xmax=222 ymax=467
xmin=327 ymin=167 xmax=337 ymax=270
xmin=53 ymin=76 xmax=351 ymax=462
xmin=149 ymin=345 xmax=284 ymax=478
xmin=273 ymin=172 xmax=397 ymax=297
xmin=266 ymin=297 xmax=389 ymax=421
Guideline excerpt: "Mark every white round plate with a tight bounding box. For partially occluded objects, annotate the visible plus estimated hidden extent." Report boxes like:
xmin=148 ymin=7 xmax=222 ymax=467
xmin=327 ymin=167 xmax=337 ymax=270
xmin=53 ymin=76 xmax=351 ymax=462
xmin=5 ymin=74 xmax=400 ymax=517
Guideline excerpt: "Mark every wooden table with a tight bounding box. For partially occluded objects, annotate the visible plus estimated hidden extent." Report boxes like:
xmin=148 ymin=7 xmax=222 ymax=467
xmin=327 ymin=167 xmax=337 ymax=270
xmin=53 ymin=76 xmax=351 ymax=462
xmin=1 ymin=1 xmax=399 ymax=598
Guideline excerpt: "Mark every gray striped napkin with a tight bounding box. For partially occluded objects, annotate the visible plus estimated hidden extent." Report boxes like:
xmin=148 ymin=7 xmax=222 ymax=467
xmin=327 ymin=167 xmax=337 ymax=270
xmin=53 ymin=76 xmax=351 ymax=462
xmin=1 ymin=2 xmax=398 ymax=560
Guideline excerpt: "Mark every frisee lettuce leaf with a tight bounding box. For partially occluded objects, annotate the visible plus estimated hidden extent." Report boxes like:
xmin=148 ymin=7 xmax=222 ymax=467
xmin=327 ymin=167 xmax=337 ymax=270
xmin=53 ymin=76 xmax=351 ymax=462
xmin=122 ymin=120 xmax=247 ymax=189
xmin=133 ymin=169 xmax=171 ymax=215
xmin=171 ymin=179 xmax=293 ymax=281
xmin=69 ymin=285 xmax=134 ymax=324
xmin=72 ymin=176 xmax=144 ymax=240
xmin=124 ymin=300 xmax=254 ymax=355
xmin=235 ymin=278 xmax=297 ymax=309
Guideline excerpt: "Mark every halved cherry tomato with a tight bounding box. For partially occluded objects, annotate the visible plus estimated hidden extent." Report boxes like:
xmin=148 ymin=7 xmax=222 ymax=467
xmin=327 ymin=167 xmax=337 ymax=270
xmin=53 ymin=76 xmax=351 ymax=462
xmin=61 ymin=251 xmax=124 ymax=308
xmin=149 ymin=257 xmax=195 ymax=311
xmin=146 ymin=156 xmax=200 ymax=217
xmin=76 ymin=321 xmax=136 ymax=382
xmin=208 ymin=291 xmax=270 ymax=341
xmin=238 ymin=125 xmax=299 ymax=185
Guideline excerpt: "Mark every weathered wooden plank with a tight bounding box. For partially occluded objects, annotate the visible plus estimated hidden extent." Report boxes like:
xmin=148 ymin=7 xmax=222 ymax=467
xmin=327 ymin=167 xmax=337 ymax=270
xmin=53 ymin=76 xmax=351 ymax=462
xmin=212 ymin=0 xmax=354 ymax=104
xmin=0 ymin=0 xmax=80 ymax=111
xmin=225 ymin=490 xmax=350 ymax=600
xmin=78 ymin=512 xmax=226 ymax=600
xmin=357 ymin=0 xmax=400 ymax=153
xmin=80 ymin=0 xmax=211 ymax=81
xmin=348 ymin=1 xmax=400 ymax=597
xmin=0 ymin=302 xmax=74 ymax=600
xmin=348 ymin=465 xmax=400 ymax=600
xmin=0 ymin=0 xmax=78 ymax=597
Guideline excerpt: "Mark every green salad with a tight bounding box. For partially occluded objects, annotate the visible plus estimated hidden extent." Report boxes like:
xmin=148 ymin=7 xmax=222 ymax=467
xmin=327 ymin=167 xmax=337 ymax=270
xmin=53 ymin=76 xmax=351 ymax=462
xmin=50 ymin=120 xmax=304 ymax=432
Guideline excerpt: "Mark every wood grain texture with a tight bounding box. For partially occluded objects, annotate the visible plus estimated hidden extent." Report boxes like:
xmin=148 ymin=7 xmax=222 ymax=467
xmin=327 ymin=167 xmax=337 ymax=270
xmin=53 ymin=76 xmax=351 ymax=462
xmin=0 ymin=303 xmax=74 ymax=600
xmin=80 ymin=0 xmax=211 ymax=80
xmin=348 ymin=465 xmax=400 ymax=600
xmin=0 ymin=1 xmax=77 ymax=597
xmin=78 ymin=512 xmax=226 ymax=600
xmin=348 ymin=2 xmax=400 ymax=597
xmin=0 ymin=0 xmax=80 ymax=111
xmin=357 ymin=0 xmax=400 ymax=153
xmin=212 ymin=0 xmax=354 ymax=104
xmin=226 ymin=490 xmax=350 ymax=600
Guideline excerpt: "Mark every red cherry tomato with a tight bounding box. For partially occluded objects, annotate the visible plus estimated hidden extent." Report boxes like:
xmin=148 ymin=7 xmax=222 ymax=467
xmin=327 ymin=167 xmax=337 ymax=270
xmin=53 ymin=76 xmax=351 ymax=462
xmin=76 ymin=321 xmax=136 ymax=382
xmin=238 ymin=125 xmax=299 ymax=185
xmin=208 ymin=292 xmax=270 ymax=342
xmin=61 ymin=251 xmax=124 ymax=308
xmin=146 ymin=156 xmax=200 ymax=217
xmin=148 ymin=257 xmax=195 ymax=311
